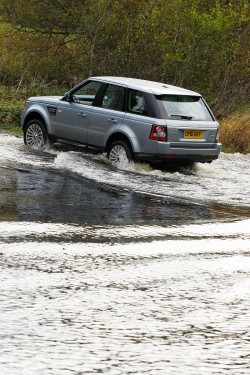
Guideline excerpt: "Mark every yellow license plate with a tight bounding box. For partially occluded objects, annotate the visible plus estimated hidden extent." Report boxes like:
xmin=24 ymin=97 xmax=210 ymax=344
xmin=183 ymin=130 xmax=203 ymax=139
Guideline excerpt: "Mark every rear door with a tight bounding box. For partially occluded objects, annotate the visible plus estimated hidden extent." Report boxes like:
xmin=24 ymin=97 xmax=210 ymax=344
xmin=87 ymin=83 xmax=126 ymax=147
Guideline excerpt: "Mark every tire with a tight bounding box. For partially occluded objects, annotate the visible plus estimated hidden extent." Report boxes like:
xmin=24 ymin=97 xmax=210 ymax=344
xmin=24 ymin=119 xmax=49 ymax=150
xmin=107 ymin=140 xmax=132 ymax=165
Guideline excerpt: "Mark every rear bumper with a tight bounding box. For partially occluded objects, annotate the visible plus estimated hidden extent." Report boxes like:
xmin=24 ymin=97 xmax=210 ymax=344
xmin=134 ymin=143 xmax=222 ymax=163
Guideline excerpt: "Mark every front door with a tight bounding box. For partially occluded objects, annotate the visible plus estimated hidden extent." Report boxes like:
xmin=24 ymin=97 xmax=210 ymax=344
xmin=55 ymin=80 xmax=103 ymax=143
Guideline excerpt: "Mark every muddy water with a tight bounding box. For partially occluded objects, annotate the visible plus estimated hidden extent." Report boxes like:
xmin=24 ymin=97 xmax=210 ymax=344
xmin=0 ymin=135 xmax=250 ymax=374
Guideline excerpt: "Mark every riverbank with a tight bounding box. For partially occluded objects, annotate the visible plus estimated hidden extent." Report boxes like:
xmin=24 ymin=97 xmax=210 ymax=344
xmin=220 ymin=111 xmax=250 ymax=153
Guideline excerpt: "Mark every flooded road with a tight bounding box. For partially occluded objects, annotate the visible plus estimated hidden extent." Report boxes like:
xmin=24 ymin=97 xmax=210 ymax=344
xmin=0 ymin=135 xmax=250 ymax=374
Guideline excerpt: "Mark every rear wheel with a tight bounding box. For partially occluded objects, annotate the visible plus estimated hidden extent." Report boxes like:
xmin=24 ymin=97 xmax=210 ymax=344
xmin=24 ymin=120 xmax=49 ymax=150
xmin=107 ymin=140 xmax=132 ymax=165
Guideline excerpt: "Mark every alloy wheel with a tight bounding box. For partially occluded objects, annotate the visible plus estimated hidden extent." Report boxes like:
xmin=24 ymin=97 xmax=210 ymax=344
xmin=25 ymin=123 xmax=46 ymax=149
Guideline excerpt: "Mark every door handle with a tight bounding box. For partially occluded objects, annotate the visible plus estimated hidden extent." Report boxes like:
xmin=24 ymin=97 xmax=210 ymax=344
xmin=78 ymin=112 xmax=87 ymax=118
xmin=108 ymin=117 xmax=117 ymax=123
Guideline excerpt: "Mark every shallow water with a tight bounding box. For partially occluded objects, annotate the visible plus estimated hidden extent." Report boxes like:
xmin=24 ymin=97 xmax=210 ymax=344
xmin=0 ymin=135 xmax=250 ymax=374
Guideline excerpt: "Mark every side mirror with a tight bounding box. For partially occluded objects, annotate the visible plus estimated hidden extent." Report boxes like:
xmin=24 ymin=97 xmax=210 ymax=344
xmin=62 ymin=92 xmax=72 ymax=102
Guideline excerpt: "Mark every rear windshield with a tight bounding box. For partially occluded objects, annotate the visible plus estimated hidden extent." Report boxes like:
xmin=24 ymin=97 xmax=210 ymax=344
xmin=155 ymin=95 xmax=214 ymax=121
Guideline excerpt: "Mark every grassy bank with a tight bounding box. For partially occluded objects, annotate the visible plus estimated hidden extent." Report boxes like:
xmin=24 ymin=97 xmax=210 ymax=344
xmin=0 ymin=84 xmax=67 ymax=135
xmin=220 ymin=111 xmax=250 ymax=154
xmin=0 ymin=85 xmax=249 ymax=154
xmin=0 ymin=86 xmax=25 ymax=134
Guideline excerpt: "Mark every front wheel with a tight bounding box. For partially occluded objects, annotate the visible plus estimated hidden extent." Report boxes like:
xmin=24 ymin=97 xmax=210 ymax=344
xmin=24 ymin=120 xmax=49 ymax=150
xmin=107 ymin=140 xmax=132 ymax=165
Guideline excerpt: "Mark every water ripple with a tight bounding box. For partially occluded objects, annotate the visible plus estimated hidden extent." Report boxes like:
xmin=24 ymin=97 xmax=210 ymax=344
xmin=1 ymin=225 xmax=250 ymax=374
xmin=0 ymin=219 xmax=249 ymax=244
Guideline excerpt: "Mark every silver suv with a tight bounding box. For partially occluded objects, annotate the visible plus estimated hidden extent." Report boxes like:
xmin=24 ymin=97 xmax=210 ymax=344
xmin=21 ymin=77 xmax=221 ymax=164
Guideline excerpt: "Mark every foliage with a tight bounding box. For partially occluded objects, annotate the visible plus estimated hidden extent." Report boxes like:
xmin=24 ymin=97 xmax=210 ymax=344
xmin=220 ymin=111 xmax=250 ymax=153
xmin=0 ymin=86 xmax=24 ymax=132
xmin=0 ymin=84 xmax=67 ymax=133
xmin=0 ymin=0 xmax=249 ymax=117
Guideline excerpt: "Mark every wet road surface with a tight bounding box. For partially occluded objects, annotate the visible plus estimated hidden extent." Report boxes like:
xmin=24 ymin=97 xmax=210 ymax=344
xmin=0 ymin=135 xmax=250 ymax=374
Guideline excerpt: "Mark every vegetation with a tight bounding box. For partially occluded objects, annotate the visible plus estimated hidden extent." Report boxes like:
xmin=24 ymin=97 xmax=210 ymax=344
xmin=0 ymin=84 xmax=68 ymax=134
xmin=0 ymin=0 xmax=249 ymax=152
xmin=220 ymin=110 xmax=250 ymax=153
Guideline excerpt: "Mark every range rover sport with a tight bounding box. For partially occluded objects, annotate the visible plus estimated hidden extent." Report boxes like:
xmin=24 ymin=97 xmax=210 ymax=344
xmin=21 ymin=76 xmax=221 ymax=164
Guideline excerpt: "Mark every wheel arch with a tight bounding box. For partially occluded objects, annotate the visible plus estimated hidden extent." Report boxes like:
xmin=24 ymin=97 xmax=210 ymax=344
xmin=23 ymin=111 xmax=48 ymax=132
xmin=106 ymin=132 xmax=133 ymax=154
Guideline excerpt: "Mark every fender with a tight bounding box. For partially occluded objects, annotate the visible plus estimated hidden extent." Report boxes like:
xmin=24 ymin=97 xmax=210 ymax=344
xmin=21 ymin=97 xmax=62 ymax=134
xmin=119 ymin=115 xmax=166 ymax=153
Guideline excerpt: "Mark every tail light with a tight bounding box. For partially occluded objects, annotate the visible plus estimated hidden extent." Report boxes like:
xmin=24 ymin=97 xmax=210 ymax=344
xmin=215 ymin=129 xmax=219 ymax=143
xmin=149 ymin=125 xmax=167 ymax=141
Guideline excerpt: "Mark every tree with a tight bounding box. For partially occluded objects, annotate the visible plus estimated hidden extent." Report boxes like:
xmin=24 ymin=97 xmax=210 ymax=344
xmin=0 ymin=0 xmax=249 ymax=113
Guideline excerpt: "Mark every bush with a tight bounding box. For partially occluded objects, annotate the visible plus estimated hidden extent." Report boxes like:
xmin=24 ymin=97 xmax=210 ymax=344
xmin=0 ymin=91 xmax=24 ymax=132
xmin=220 ymin=112 xmax=250 ymax=154
xmin=0 ymin=84 xmax=67 ymax=133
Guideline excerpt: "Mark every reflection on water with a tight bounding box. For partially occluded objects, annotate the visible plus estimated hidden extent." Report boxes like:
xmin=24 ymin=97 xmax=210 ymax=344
xmin=1 ymin=135 xmax=250 ymax=210
xmin=0 ymin=166 xmax=249 ymax=228
xmin=0 ymin=166 xmax=219 ymax=226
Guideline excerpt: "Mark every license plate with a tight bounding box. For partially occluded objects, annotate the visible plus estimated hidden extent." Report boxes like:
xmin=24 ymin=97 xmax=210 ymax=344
xmin=183 ymin=130 xmax=203 ymax=139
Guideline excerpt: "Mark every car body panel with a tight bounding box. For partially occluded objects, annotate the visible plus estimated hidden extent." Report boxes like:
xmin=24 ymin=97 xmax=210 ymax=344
xmin=91 ymin=77 xmax=199 ymax=96
xmin=120 ymin=113 xmax=166 ymax=153
xmin=166 ymin=120 xmax=219 ymax=148
xmin=88 ymin=107 xmax=125 ymax=147
xmin=54 ymin=101 xmax=92 ymax=143
xmin=21 ymin=96 xmax=62 ymax=135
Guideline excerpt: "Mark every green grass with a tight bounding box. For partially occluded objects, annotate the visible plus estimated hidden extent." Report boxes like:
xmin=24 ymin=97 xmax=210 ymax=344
xmin=0 ymin=84 xmax=66 ymax=133
xmin=0 ymin=22 xmax=12 ymax=31
xmin=0 ymin=99 xmax=24 ymax=133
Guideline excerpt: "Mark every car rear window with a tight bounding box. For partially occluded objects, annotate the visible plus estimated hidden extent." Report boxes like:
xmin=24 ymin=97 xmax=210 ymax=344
xmin=155 ymin=95 xmax=214 ymax=121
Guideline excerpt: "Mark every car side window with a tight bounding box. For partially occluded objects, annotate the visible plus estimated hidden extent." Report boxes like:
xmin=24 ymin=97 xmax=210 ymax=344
xmin=128 ymin=90 xmax=147 ymax=115
xmin=72 ymin=81 xmax=102 ymax=106
xmin=100 ymin=84 xmax=125 ymax=111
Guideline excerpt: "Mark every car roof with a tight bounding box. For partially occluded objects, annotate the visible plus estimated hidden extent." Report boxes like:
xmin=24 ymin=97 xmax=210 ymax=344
xmin=91 ymin=76 xmax=200 ymax=96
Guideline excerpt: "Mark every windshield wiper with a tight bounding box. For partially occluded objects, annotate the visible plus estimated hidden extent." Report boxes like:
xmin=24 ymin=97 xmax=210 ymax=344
xmin=170 ymin=114 xmax=193 ymax=120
